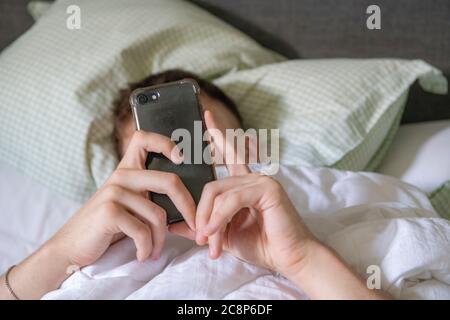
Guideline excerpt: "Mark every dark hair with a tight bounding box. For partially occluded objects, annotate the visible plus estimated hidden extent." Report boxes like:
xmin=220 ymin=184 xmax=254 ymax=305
xmin=114 ymin=69 xmax=241 ymax=153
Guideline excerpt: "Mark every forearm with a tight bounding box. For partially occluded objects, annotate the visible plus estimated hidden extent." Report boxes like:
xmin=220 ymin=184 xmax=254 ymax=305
xmin=286 ymin=241 xmax=390 ymax=300
xmin=0 ymin=241 xmax=72 ymax=300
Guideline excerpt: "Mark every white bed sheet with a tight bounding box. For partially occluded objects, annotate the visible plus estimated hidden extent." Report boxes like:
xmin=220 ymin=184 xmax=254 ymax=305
xmin=42 ymin=165 xmax=450 ymax=300
xmin=1 ymin=162 xmax=449 ymax=299
xmin=0 ymin=119 xmax=449 ymax=298
xmin=0 ymin=162 xmax=80 ymax=274
xmin=0 ymin=149 xmax=440 ymax=276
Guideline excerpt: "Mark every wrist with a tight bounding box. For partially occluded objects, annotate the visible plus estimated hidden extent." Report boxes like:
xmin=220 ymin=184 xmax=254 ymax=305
xmin=283 ymin=240 xmax=386 ymax=299
xmin=279 ymin=238 xmax=324 ymax=281
xmin=39 ymin=239 xmax=74 ymax=272
xmin=7 ymin=240 xmax=74 ymax=299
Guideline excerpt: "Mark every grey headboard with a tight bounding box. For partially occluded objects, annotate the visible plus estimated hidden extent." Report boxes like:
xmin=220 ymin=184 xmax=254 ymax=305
xmin=1 ymin=0 xmax=449 ymax=122
xmin=192 ymin=0 xmax=450 ymax=123
xmin=193 ymin=0 xmax=450 ymax=74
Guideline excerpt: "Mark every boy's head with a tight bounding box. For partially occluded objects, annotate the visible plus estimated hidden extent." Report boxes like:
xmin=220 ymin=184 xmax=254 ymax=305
xmin=114 ymin=69 xmax=242 ymax=156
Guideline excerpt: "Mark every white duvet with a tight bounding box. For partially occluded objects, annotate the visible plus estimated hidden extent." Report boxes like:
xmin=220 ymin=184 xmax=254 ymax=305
xmin=37 ymin=164 xmax=450 ymax=300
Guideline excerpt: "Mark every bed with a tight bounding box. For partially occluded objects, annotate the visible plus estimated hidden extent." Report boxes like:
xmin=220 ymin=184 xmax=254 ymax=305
xmin=1 ymin=0 xmax=449 ymax=122
xmin=0 ymin=0 xmax=449 ymax=299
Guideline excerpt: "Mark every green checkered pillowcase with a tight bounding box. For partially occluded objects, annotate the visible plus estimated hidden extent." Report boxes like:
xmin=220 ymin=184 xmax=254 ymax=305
xmin=430 ymin=181 xmax=450 ymax=219
xmin=0 ymin=0 xmax=282 ymax=203
xmin=333 ymin=91 xmax=408 ymax=171
xmin=215 ymin=59 xmax=447 ymax=169
xmin=1 ymin=0 xmax=448 ymax=205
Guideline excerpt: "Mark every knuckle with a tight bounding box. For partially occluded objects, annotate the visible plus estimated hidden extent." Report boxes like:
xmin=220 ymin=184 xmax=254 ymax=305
xmin=166 ymin=172 xmax=182 ymax=186
xmin=214 ymin=193 xmax=226 ymax=208
xmin=162 ymin=136 xmax=174 ymax=148
xmin=261 ymin=176 xmax=283 ymax=193
xmin=156 ymin=208 xmax=167 ymax=225
xmin=99 ymin=202 xmax=121 ymax=219
xmin=136 ymin=225 xmax=150 ymax=242
xmin=103 ymin=184 xmax=123 ymax=200
xmin=131 ymin=131 xmax=150 ymax=149
xmin=202 ymin=181 xmax=216 ymax=197
xmin=133 ymin=130 xmax=146 ymax=142
xmin=110 ymin=169 xmax=125 ymax=184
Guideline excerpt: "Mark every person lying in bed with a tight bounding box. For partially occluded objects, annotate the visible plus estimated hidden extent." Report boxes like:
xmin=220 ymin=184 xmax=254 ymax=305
xmin=0 ymin=70 xmax=390 ymax=300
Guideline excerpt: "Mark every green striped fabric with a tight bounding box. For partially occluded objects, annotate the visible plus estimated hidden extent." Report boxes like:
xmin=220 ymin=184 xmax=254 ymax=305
xmin=333 ymin=91 xmax=408 ymax=171
xmin=215 ymin=60 xmax=446 ymax=169
xmin=430 ymin=181 xmax=450 ymax=219
xmin=0 ymin=0 xmax=448 ymax=206
xmin=0 ymin=0 xmax=281 ymax=203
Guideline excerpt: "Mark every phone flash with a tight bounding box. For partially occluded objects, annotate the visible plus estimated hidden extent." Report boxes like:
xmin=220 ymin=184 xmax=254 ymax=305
xmin=151 ymin=94 xmax=158 ymax=100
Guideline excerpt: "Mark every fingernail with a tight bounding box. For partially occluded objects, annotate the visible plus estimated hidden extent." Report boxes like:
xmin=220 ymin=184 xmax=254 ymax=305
xmin=177 ymin=150 xmax=184 ymax=163
xmin=196 ymin=233 xmax=207 ymax=246
xmin=171 ymin=148 xmax=183 ymax=164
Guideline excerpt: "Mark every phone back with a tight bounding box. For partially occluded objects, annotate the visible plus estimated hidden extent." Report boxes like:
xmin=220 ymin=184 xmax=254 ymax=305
xmin=130 ymin=80 xmax=215 ymax=224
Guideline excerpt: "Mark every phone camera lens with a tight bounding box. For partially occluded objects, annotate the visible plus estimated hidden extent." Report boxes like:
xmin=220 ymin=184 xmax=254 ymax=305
xmin=137 ymin=94 xmax=148 ymax=104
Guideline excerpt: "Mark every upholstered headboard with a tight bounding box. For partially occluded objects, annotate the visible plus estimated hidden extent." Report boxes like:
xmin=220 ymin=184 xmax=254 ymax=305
xmin=192 ymin=0 xmax=450 ymax=123
xmin=1 ymin=0 xmax=449 ymax=122
xmin=193 ymin=0 xmax=450 ymax=73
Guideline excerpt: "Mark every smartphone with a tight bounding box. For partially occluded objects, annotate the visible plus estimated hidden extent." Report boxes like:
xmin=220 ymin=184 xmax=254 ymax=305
xmin=130 ymin=79 xmax=216 ymax=224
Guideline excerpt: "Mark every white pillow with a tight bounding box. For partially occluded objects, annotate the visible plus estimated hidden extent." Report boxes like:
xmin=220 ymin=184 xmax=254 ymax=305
xmin=377 ymin=120 xmax=450 ymax=193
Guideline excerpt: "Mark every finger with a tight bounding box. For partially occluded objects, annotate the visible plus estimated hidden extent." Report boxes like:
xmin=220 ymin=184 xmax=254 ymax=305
xmin=112 ymin=209 xmax=153 ymax=261
xmin=207 ymin=225 xmax=226 ymax=259
xmin=202 ymin=185 xmax=262 ymax=237
xmin=205 ymin=183 xmax=248 ymax=259
xmin=168 ymin=222 xmax=196 ymax=241
xmin=204 ymin=109 xmax=218 ymax=136
xmin=100 ymin=185 xmax=167 ymax=260
xmin=195 ymin=175 xmax=257 ymax=244
xmin=204 ymin=110 xmax=249 ymax=176
xmin=101 ymin=185 xmax=166 ymax=226
xmin=196 ymin=175 xmax=256 ymax=245
xmin=204 ymin=110 xmax=224 ymax=165
xmin=119 ymin=131 xmax=183 ymax=169
xmin=109 ymin=170 xmax=196 ymax=230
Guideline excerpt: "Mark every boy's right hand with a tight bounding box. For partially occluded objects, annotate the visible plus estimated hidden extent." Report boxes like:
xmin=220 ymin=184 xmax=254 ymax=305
xmin=47 ymin=131 xmax=196 ymax=268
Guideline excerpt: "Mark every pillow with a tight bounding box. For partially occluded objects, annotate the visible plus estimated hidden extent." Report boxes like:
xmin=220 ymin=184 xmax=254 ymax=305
xmin=377 ymin=120 xmax=450 ymax=193
xmin=430 ymin=182 xmax=450 ymax=220
xmin=376 ymin=120 xmax=450 ymax=219
xmin=0 ymin=0 xmax=282 ymax=203
xmin=214 ymin=59 xmax=447 ymax=169
xmin=27 ymin=1 xmax=53 ymax=20
xmin=1 ymin=1 xmax=447 ymax=205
